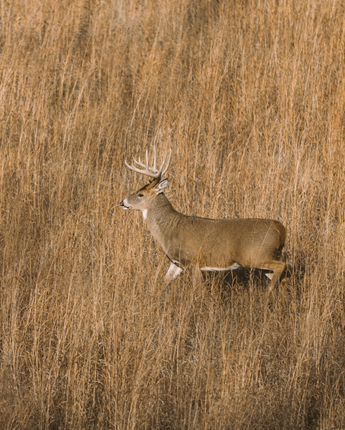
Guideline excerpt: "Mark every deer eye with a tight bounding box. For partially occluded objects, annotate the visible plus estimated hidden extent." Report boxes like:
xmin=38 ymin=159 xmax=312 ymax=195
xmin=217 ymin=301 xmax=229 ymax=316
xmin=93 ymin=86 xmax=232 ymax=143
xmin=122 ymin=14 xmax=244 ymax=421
xmin=138 ymin=193 xmax=144 ymax=198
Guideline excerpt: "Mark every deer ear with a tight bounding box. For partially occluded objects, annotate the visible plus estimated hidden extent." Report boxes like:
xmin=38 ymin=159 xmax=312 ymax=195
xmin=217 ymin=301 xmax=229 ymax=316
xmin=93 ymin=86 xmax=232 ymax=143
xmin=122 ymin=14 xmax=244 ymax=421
xmin=156 ymin=178 xmax=168 ymax=192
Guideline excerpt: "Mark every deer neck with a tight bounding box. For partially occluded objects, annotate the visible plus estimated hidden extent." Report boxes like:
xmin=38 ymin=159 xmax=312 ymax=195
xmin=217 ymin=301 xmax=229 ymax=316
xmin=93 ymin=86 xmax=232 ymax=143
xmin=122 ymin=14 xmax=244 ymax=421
xmin=145 ymin=193 xmax=177 ymax=251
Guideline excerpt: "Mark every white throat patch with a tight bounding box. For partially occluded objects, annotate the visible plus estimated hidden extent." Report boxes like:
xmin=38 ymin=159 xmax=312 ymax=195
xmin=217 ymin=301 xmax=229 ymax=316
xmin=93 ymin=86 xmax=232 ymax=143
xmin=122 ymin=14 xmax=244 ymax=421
xmin=142 ymin=209 xmax=148 ymax=220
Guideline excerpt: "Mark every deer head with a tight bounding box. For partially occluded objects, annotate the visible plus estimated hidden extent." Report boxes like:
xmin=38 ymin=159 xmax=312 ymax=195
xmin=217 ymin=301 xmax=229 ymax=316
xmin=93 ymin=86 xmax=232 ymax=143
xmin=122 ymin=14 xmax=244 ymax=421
xmin=120 ymin=148 xmax=171 ymax=218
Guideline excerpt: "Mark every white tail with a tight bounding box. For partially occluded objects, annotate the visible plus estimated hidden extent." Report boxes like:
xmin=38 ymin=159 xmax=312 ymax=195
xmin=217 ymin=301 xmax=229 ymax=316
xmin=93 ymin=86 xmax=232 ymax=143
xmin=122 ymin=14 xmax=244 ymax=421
xmin=120 ymin=149 xmax=286 ymax=290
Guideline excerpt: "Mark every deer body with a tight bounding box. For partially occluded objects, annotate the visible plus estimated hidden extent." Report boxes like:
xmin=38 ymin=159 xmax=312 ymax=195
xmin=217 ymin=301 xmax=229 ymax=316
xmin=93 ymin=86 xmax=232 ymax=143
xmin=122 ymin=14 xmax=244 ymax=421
xmin=120 ymin=149 xmax=286 ymax=290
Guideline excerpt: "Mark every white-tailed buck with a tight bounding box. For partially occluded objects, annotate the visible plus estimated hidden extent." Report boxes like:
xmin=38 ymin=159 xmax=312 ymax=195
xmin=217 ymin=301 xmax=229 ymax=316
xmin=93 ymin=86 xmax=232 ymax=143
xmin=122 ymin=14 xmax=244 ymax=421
xmin=120 ymin=149 xmax=286 ymax=290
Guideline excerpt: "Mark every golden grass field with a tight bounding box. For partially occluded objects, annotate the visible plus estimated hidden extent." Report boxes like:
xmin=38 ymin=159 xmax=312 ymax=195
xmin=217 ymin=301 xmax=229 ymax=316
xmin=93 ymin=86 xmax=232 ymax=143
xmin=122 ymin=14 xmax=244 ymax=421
xmin=1 ymin=0 xmax=345 ymax=428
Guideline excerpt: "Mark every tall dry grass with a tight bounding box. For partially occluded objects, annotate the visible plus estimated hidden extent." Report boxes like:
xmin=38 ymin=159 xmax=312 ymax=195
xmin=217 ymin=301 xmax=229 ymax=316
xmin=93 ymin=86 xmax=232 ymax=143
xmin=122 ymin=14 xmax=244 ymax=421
xmin=1 ymin=0 xmax=345 ymax=428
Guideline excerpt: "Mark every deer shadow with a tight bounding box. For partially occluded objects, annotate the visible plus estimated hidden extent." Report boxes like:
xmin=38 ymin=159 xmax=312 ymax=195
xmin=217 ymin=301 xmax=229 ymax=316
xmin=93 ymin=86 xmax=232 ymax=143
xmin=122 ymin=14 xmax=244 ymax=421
xmin=201 ymin=262 xmax=296 ymax=296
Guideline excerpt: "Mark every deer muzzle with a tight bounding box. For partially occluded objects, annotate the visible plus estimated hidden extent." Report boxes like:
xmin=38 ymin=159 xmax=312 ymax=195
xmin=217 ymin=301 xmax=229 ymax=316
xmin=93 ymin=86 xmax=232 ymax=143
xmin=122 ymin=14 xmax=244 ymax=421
xmin=120 ymin=199 xmax=130 ymax=210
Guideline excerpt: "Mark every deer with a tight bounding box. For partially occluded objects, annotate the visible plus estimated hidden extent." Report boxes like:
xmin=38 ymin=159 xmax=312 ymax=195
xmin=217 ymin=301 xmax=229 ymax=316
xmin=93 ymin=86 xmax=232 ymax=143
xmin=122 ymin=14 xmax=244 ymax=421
xmin=120 ymin=148 xmax=286 ymax=290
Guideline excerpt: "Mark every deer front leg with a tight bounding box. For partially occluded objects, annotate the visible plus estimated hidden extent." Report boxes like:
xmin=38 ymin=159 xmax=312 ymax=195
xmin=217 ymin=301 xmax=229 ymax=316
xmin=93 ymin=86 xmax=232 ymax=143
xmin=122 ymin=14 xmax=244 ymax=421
xmin=165 ymin=262 xmax=183 ymax=282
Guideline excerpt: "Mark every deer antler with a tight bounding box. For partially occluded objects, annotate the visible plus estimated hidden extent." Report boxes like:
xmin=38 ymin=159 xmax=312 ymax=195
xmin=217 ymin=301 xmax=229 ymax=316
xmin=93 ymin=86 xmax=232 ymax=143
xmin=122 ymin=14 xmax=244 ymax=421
xmin=125 ymin=148 xmax=171 ymax=179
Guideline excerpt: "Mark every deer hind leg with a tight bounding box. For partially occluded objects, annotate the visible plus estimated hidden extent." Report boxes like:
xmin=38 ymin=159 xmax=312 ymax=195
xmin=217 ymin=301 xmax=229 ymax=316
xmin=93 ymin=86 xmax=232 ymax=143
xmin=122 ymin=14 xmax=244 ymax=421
xmin=259 ymin=260 xmax=286 ymax=292
xmin=192 ymin=263 xmax=203 ymax=284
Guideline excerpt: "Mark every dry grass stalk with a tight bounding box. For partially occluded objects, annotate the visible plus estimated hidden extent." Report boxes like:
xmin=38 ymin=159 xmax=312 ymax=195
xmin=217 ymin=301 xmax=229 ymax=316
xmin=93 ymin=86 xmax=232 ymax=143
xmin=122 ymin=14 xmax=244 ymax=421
xmin=1 ymin=0 xmax=345 ymax=428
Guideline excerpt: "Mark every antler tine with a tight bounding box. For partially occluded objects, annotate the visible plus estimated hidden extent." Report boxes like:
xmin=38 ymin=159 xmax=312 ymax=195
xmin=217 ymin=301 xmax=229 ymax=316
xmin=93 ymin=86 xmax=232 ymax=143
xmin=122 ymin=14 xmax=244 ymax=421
xmin=159 ymin=154 xmax=166 ymax=174
xmin=138 ymin=148 xmax=160 ymax=174
xmin=125 ymin=153 xmax=161 ymax=178
xmin=145 ymin=150 xmax=149 ymax=171
xmin=124 ymin=159 xmax=141 ymax=173
xmin=133 ymin=156 xmax=146 ymax=168
xmin=125 ymin=159 xmax=161 ymax=178
xmin=129 ymin=151 xmax=153 ymax=171
xmin=124 ymin=148 xmax=171 ymax=179
xmin=153 ymin=146 xmax=157 ymax=172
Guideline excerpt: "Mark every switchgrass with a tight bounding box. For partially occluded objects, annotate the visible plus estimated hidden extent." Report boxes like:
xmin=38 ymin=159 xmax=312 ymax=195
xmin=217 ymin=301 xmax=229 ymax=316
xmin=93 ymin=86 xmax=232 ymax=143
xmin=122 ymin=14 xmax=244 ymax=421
xmin=1 ymin=0 xmax=345 ymax=428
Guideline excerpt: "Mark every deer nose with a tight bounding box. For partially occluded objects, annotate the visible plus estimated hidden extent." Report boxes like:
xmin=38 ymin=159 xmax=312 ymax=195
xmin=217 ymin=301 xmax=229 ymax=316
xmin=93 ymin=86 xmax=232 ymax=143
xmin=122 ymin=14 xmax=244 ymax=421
xmin=120 ymin=199 xmax=129 ymax=210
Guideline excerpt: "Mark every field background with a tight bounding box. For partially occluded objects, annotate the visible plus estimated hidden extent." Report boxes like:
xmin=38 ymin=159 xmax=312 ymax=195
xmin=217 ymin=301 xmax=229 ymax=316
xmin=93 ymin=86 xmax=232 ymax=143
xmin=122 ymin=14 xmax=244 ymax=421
xmin=1 ymin=0 xmax=345 ymax=428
